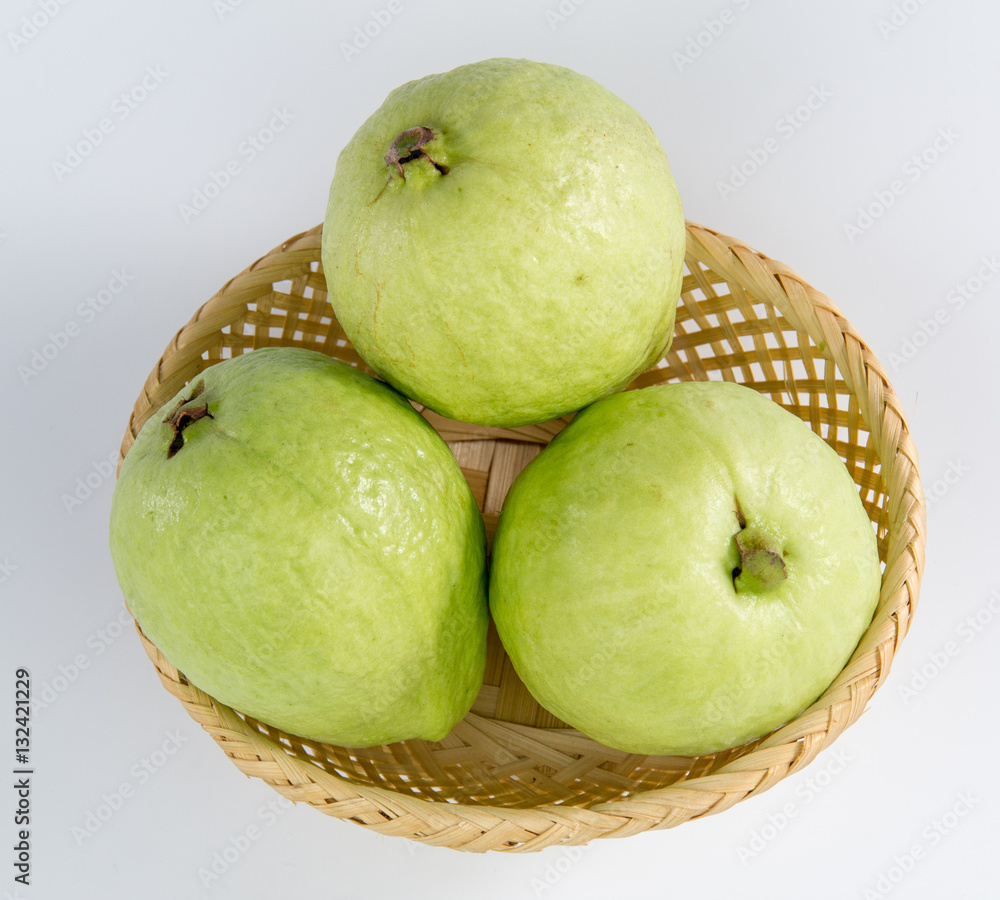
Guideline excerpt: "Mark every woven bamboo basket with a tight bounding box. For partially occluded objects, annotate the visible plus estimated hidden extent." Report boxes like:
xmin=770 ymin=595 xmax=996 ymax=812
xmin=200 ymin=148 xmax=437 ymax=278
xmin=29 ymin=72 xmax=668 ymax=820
xmin=116 ymin=221 xmax=925 ymax=853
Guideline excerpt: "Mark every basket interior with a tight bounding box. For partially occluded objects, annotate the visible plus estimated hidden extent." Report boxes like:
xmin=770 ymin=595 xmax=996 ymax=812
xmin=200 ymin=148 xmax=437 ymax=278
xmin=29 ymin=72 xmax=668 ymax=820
xmin=124 ymin=226 xmax=894 ymax=812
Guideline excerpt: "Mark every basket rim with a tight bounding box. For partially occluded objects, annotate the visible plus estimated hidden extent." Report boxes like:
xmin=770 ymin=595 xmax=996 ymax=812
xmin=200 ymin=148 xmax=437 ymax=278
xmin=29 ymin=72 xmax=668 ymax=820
xmin=119 ymin=220 xmax=926 ymax=852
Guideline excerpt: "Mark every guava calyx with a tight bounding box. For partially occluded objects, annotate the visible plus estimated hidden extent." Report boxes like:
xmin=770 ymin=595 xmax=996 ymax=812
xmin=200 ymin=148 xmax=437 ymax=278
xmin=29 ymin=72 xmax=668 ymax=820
xmin=163 ymin=380 xmax=213 ymax=459
xmin=732 ymin=521 xmax=788 ymax=593
xmin=385 ymin=126 xmax=448 ymax=179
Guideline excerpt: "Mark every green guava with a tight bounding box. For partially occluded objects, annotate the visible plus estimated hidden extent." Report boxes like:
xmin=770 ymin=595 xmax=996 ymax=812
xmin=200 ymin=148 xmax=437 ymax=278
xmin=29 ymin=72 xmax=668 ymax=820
xmin=322 ymin=57 xmax=686 ymax=426
xmin=489 ymin=381 xmax=882 ymax=756
xmin=109 ymin=347 xmax=487 ymax=747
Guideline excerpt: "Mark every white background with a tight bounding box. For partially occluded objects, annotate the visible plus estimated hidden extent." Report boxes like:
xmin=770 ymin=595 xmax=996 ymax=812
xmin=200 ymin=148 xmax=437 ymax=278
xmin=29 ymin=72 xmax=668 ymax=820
xmin=2 ymin=0 xmax=998 ymax=897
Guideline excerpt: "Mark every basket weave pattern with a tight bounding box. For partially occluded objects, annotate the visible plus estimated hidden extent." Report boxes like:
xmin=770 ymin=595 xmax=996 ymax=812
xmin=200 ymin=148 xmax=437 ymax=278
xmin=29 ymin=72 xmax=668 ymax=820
xmin=118 ymin=222 xmax=925 ymax=852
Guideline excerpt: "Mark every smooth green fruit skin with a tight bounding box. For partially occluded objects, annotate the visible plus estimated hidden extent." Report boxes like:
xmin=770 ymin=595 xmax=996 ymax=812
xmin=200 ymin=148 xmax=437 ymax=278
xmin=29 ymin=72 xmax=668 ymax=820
xmin=489 ymin=382 xmax=881 ymax=756
xmin=322 ymin=57 xmax=686 ymax=427
xmin=109 ymin=348 xmax=487 ymax=748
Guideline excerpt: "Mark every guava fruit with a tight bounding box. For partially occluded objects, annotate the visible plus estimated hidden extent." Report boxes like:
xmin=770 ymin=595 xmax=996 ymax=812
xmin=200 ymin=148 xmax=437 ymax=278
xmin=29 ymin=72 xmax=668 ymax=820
xmin=109 ymin=347 xmax=487 ymax=747
xmin=322 ymin=57 xmax=686 ymax=426
xmin=489 ymin=381 xmax=881 ymax=756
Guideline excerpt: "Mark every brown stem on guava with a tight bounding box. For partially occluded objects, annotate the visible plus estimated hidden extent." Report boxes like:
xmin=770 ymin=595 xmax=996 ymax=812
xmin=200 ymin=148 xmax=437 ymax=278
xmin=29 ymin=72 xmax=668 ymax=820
xmin=734 ymin=494 xmax=747 ymax=529
xmin=163 ymin=380 xmax=213 ymax=459
xmin=731 ymin=507 xmax=787 ymax=593
xmin=385 ymin=126 xmax=449 ymax=179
